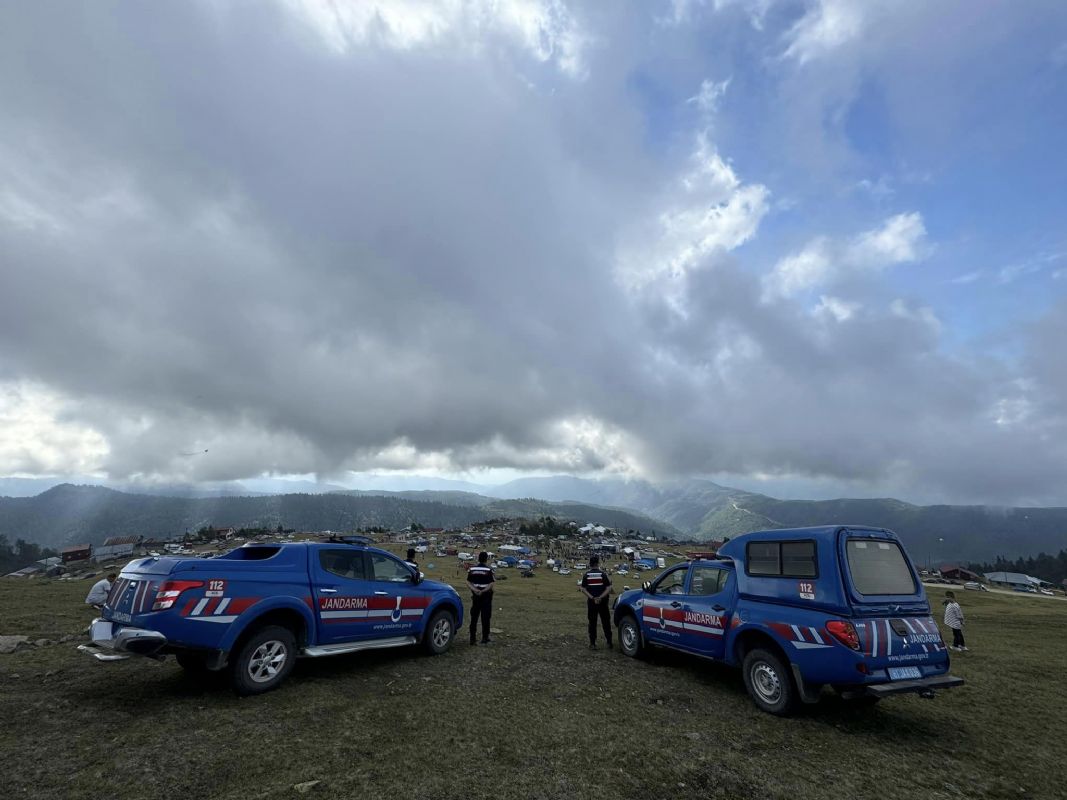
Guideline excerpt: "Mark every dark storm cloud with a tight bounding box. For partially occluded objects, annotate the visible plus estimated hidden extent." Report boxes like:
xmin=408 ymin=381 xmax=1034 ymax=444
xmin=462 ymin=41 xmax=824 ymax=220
xmin=1 ymin=1 xmax=1066 ymax=504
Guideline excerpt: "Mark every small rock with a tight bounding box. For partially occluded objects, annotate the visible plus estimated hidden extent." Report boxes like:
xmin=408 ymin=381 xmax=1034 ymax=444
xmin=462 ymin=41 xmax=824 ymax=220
xmin=421 ymin=676 xmax=433 ymax=681
xmin=685 ymin=732 xmax=701 ymax=741
xmin=34 ymin=638 xmax=52 ymax=648
xmin=293 ymin=780 xmax=321 ymax=794
xmin=490 ymin=628 xmax=503 ymax=635
xmin=45 ymin=670 xmax=57 ymax=678
xmin=0 ymin=635 xmax=30 ymax=654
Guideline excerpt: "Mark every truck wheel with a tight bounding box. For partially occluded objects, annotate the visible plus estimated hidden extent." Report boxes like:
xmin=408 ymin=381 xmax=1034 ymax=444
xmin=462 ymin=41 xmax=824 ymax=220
xmin=742 ymin=648 xmax=798 ymax=716
xmin=618 ymin=615 xmax=643 ymax=658
xmin=230 ymin=625 xmax=296 ymax=696
xmin=423 ymin=609 xmax=454 ymax=655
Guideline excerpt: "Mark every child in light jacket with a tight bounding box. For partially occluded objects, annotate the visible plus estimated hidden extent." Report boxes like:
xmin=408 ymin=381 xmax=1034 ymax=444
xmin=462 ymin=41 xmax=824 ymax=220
xmin=943 ymin=591 xmax=967 ymax=651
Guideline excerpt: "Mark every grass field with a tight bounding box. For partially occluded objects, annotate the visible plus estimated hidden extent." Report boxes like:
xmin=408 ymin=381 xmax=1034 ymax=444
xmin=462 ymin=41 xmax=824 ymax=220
xmin=2 ymin=552 xmax=1065 ymax=800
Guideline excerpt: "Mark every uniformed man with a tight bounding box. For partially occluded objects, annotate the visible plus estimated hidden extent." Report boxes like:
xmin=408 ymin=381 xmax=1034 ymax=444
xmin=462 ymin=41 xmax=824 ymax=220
xmin=466 ymin=551 xmax=495 ymax=645
xmin=581 ymin=555 xmax=613 ymax=649
xmin=404 ymin=548 xmax=419 ymax=571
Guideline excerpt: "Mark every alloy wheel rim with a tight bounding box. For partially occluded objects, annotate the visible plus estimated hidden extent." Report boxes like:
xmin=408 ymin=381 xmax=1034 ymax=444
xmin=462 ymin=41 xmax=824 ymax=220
xmin=432 ymin=618 xmax=452 ymax=648
xmin=248 ymin=640 xmax=287 ymax=683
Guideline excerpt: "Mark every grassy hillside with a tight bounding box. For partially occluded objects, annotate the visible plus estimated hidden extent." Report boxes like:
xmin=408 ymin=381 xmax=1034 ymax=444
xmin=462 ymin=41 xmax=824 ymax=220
xmin=1 ymin=556 xmax=1064 ymax=800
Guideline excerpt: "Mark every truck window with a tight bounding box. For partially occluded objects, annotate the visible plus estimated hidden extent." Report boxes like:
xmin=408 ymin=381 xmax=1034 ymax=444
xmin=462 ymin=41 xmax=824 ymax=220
xmin=846 ymin=540 xmax=916 ymax=595
xmin=746 ymin=540 xmax=817 ymax=578
xmin=652 ymin=567 xmax=688 ymax=595
xmin=690 ymin=566 xmax=729 ymax=595
xmin=782 ymin=542 xmax=817 ymax=577
xmin=319 ymin=549 xmax=366 ymax=580
xmin=369 ymin=552 xmax=414 ymax=583
xmin=747 ymin=542 xmax=780 ymax=575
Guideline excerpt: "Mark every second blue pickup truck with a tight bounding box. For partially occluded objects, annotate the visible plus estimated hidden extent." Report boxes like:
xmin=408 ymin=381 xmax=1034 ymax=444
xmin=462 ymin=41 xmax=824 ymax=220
xmin=613 ymin=525 xmax=964 ymax=714
xmin=80 ymin=537 xmax=464 ymax=695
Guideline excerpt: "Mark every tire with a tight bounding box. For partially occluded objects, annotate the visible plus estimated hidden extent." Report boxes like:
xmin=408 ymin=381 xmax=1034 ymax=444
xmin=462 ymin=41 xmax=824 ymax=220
xmin=618 ymin=614 xmax=643 ymax=658
xmin=742 ymin=647 xmax=798 ymax=716
xmin=423 ymin=609 xmax=455 ymax=655
xmin=229 ymin=625 xmax=296 ymax=696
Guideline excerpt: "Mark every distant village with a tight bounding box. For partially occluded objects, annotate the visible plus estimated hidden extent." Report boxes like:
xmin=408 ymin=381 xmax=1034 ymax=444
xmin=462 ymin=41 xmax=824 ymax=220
xmin=3 ymin=516 xmax=1065 ymax=595
xmin=2 ymin=516 xmax=718 ymax=580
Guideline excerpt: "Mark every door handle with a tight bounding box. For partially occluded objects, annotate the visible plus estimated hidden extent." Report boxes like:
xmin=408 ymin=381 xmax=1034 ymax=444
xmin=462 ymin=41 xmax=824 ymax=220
xmin=670 ymin=601 xmax=682 ymax=608
xmin=713 ymin=605 xmax=725 ymax=612
xmin=374 ymin=591 xmax=388 ymax=596
xmin=319 ymin=588 xmax=338 ymax=594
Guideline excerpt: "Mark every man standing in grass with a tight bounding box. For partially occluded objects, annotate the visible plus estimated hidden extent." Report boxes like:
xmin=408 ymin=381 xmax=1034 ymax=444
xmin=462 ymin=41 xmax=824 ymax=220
xmin=581 ymin=555 xmax=613 ymax=650
xmin=943 ymin=591 xmax=968 ymax=651
xmin=467 ymin=551 xmax=495 ymax=645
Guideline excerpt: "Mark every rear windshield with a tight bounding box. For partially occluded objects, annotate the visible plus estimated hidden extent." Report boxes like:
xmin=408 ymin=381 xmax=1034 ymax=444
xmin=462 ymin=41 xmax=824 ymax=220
xmin=846 ymin=539 xmax=916 ymax=595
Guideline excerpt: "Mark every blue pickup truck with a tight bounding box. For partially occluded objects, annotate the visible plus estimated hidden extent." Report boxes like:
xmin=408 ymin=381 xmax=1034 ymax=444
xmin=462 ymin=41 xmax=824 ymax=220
xmin=79 ymin=538 xmax=464 ymax=695
xmin=613 ymin=525 xmax=964 ymax=715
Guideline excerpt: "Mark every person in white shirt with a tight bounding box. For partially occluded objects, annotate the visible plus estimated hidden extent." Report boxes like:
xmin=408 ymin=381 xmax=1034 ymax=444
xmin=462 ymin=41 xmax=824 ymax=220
xmin=84 ymin=573 xmax=116 ymax=610
xmin=942 ymin=591 xmax=967 ymax=651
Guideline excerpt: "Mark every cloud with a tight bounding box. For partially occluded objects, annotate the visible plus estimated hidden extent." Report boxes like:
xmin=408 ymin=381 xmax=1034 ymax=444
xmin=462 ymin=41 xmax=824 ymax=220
xmin=1 ymin=1 xmax=1066 ymax=507
xmin=282 ymin=0 xmax=590 ymax=76
xmin=848 ymin=211 xmax=926 ymax=266
xmin=0 ymin=383 xmax=109 ymax=476
xmin=688 ymin=76 xmax=731 ymax=115
xmin=813 ymin=295 xmax=860 ymax=322
xmin=781 ymin=0 xmax=866 ymax=64
xmin=949 ymin=270 xmax=984 ymax=285
xmin=764 ymin=212 xmax=926 ymax=298
xmin=997 ymin=251 xmax=1067 ymax=284
xmin=618 ymin=134 xmax=769 ymax=289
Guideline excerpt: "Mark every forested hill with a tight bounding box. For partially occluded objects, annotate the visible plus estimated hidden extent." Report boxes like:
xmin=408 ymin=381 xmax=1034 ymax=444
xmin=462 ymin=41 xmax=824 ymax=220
xmin=0 ymin=484 xmax=679 ymax=550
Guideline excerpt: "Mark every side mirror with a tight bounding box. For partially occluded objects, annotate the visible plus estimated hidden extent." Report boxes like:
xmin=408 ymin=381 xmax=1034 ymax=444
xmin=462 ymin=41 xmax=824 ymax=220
xmin=642 ymin=581 xmax=651 ymax=592
xmin=412 ymin=570 xmax=423 ymax=585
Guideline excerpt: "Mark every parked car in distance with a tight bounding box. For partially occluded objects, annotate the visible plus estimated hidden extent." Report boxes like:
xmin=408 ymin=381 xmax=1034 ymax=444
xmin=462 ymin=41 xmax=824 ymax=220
xmin=80 ymin=537 xmax=464 ymax=695
xmin=613 ymin=525 xmax=964 ymax=716
xmin=963 ymin=582 xmax=989 ymax=592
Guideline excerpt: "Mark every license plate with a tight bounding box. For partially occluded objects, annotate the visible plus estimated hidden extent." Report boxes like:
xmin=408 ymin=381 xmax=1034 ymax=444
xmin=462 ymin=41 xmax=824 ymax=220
xmin=90 ymin=619 xmax=114 ymax=644
xmin=888 ymin=666 xmax=922 ymax=680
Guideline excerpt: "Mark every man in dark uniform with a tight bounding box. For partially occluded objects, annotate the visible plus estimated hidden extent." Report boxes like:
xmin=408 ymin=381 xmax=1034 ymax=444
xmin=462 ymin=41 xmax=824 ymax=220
xmin=581 ymin=555 xmax=613 ymax=649
xmin=466 ymin=551 xmax=495 ymax=645
xmin=404 ymin=548 xmax=419 ymax=571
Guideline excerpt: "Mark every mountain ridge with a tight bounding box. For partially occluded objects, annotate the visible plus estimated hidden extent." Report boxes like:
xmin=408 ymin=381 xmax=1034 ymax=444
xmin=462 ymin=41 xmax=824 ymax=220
xmin=2 ymin=476 xmax=1066 ymax=563
xmin=0 ymin=483 xmax=680 ymax=550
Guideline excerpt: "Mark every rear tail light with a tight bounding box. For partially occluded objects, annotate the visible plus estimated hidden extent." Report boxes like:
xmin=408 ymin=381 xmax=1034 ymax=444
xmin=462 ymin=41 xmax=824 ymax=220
xmin=826 ymin=620 xmax=861 ymax=651
xmin=152 ymin=580 xmax=204 ymax=611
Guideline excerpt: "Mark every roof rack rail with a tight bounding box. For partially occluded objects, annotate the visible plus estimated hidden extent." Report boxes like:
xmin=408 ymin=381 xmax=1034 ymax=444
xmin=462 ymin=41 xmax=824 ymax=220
xmin=326 ymin=535 xmax=373 ymax=546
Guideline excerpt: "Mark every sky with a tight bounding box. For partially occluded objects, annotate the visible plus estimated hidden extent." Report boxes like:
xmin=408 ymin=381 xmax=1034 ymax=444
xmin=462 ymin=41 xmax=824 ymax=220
xmin=2 ymin=0 xmax=1067 ymax=506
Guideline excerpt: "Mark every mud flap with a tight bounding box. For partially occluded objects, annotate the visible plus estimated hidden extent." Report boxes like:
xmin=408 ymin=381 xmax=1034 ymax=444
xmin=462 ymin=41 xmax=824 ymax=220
xmin=791 ymin=663 xmax=822 ymax=704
